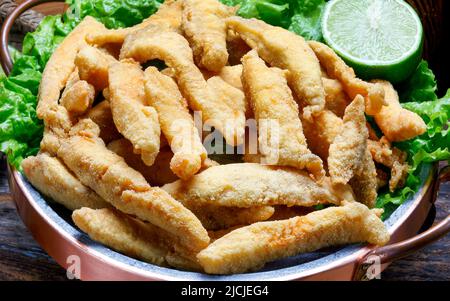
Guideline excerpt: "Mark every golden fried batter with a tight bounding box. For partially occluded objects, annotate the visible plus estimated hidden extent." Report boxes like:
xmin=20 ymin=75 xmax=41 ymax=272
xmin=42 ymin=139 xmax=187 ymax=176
xmin=107 ymin=139 xmax=178 ymax=186
xmin=144 ymin=67 xmax=207 ymax=179
xmin=75 ymin=46 xmax=116 ymax=91
xmin=58 ymin=124 xmax=209 ymax=253
xmin=85 ymin=100 xmax=122 ymax=144
xmin=108 ymin=60 xmax=161 ymax=166
xmin=37 ymin=17 xmax=104 ymax=120
xmin=328 ymin=95 xmax=368 ymax=185
xmin=206 ymin=75 xmax=249 ymax=117
xmin=218 ymin=64 xmax=243 ymax=91
xmin=162 ymin=163 xmax=346 ymax=208
xmin=308 ymin=41 xmax=387 ymax=116
xmin=373 ymin=80 xmax=427 ymax=142
xmin=227 ymin=17 xmax=325 ymax=120
xmin=86 ymin=0 xmax=183 ymax=46
xmin=242 ymin=50 xmax=324 ymax=179
xmin=22 ymin=153 xmax=108 ymax=211
xmin=349 ymin=147 xmax=378 ymax=208
xmin=368 ymin=138 xmax=410 ymax=192
xmin=60 ymin=80 xmax=95 ymax=116
xmin=181 ymin=0 xmax=235 ymax=71
xmin=120 ymin=27 xmax=245 ymax=146
xmin=322 ymin=77 xmax=350 ymax=117
xmin=197 ymin=202 xmax=390 ymax=274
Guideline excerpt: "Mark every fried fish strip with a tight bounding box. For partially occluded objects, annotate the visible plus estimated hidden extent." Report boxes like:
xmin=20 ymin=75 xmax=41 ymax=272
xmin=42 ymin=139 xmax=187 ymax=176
xmin=37 ymin=17 xmax=104 ymax=120
xmin=242 ymin=50 xmax=324 ymax=179
xmin=75 ymin=46 xmax=116 ymax=91
xmin=322 ymin=77 xmax=350 ymax=118
xmin=58 ymin=126 xmax=209 ymax=253
xmin=120 ymin=27 xmax=245 ymax=146
xmin=60 ymin=80 xmax=95 ymax=116
xmin=328 ymin=95 xmax=368 ymax=185
xmin=206 ymin=75 xmax=249 ymax=117
xmin=85 ymin=100 xmax=122 ymax=144
xmin=218 ymin=64 xmax=243 ymax=91
xmin=227 ymin=16 xmax=325 ymax=120
xmin=197 ymin=202 xmax=390 ymax=274
xmin=72 ymin=207 xmax=201 ymax=271
xmin=22 ymin=153 xmax=108 ymax=211
xmin=373 ymin=80 xmax=427 ymax=142
xmin=308 ymin=41 xmax=386 ymax=116
xmin=183 ymin=204 xmax=274 ymax=231
xmin=349 ymin=147 xmax=378 ymax=208
xmin=107 ymin=139 xmax=178 ymax=186
xmin=162 ymin=163 xmax=346 ymax=208
xmin=181 ymin=0 xmax=235 ymax=72
xmin=144 ymin=67 xmax=207 ymax=179
xmin=108 ymin=61 xmax=161 ymax=166
xmin=86 ymin=0 xmax=183 ymax=46
xmin=368 ymin=138 xmax=409 ymax=192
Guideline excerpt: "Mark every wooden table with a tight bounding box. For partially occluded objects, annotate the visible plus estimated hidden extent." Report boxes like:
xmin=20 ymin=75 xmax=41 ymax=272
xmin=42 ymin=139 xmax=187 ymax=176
xmin=0 ymin=156 xmax=448 ymax=280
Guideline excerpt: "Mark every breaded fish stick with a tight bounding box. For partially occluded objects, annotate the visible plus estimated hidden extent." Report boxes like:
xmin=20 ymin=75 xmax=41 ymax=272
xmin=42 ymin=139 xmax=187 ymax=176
xmin=183 ymin=204 xmax=274 ymax=231
xmin=37 ymin=17 xmax=104 ymax=120
xmin=144 ymin=67 xmax=207 ymax=180
xmin=368 ymin=138 xmax=409 ymax=192
xmin=120 ymin=27 xmax=245 ymax=146
xmin=328 ymin=95 xmax=368 ymax=185
xmin=60 ymin=80 xmax=95 ymax=116
xmin=227 ymin=17 xmax=325 ymax=120
xmin=181 ymin=0 xmax=235 ymax=72
xmin=85 ymin=100 xmax=122 ymax=144
xmin=86 ymin=0 xmax=183 ymax=46
xmin=75 ymin=46 xmax=116 ymax=91
xmin=197 ymin=202 xmax=390 ymax=274
xmin=58 ymin=125 xmax=209 ymax=253
xmin=22 ymin=153 xmax=108 ymax=211
xmin=109 ymin=61 xmax=161 ymax=166
xmin=206 ymin=76 xmax=249 ymax=117
xmin=218 ymin=64 xmax=243 ymax=91
xmin=322 ymin=77 xmax=350 ymax=118
xmin=373 ymin=80 xmax=426 ymax=142
xmin=162 ymin=163 xmax=347 ymax=208
xmin=349 ymin=147 xmax=378 ymax=208
xmin=308 ymin=41 xmax=386 ymax=116
xmin=72 ymin=207 xmax=201 ymax=271
xmin=242 ymin=50 xmax=324 ymax=179
xmin=107 ymin=139 xmax=178 ymax=186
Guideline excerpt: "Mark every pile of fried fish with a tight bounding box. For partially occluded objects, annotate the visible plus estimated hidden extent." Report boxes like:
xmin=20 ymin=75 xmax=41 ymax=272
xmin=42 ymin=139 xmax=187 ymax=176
xmin=22 ymin=0 xmax=427 ymax=274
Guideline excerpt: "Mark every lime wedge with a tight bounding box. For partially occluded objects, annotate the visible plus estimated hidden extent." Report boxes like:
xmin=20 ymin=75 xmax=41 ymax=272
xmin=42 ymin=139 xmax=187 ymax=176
xmin=322 ymin=0 xmax=423 ymax=83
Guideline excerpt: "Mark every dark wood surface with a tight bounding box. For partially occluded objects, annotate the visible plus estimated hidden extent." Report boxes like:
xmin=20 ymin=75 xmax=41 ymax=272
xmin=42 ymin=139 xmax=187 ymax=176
xmin=0 ymin=157 xmax=448 ymax=281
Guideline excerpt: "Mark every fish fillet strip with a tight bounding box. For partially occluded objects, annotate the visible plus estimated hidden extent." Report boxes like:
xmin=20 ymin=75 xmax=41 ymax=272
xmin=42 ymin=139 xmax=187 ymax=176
xmin=75 ymin=46 xmax=117 ymax=91
xmin=37 ymin=17 xmax=104 ymax=120
xmin=242 ymin=50 xmax=325 ymax=179
xmin=120 ymin=26 xmax=245 ymax=146
xmin=57 ymin=123 xmax=209 ymax=253
xmin=144 ymin=67 xmax=207 ymax=179
xmin=22 ymin=153 xmax=108 ymax=211
xmin=197 ymin=202 xmax=390 ymax=274
xmin=349 ymin=147 xmax=378 ymax=208
xmin=72 ymin=207 xmax=201 ymax=271
xmin=328 ymin=95 xmax=368 ymax=185
xmin=181 ymin=0 xmax=235 ymax=72
xmin=60 ymin=80 xmax=95 ymax=116
xmin=308 ymin=41 xmax=387 ymax=116
xmin=108 ymin=61 xmax=161 ymax=166
xmin=368 ymin=138 xmax=409 ymax=192
xmin=86 ymin=0 xmax=183 ymax=46
xmin=162 ymin=163 xmax=348 ymax=208
xmin=85 ymin=100 xmax=122 ymax=144
xmin=373 ymin=80 xmax=426 ymax=142
xmin=226 ymin=16 xmax=325 ymax=120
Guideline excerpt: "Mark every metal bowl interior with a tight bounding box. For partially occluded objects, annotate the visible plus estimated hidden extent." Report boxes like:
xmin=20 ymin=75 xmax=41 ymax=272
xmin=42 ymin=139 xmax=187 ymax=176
xmin=10 ymin=163 xmax=435 ymax=281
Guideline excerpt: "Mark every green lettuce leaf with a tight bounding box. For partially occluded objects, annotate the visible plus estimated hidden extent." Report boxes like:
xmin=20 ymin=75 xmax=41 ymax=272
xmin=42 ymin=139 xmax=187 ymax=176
xmin=398 ymin=60 xmax=438 ymax=103
xmin=288 ymin=0 xmax=325 ymax=41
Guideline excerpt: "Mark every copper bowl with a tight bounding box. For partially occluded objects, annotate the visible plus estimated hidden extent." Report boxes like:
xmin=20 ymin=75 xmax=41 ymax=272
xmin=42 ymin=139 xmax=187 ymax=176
xmin=2 ymin=0 xmax=450 ymax=281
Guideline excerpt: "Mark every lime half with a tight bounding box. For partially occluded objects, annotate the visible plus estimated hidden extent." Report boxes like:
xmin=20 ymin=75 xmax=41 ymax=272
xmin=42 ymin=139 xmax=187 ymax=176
xmin=322 ymin=0 xmax=423 ymax=83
